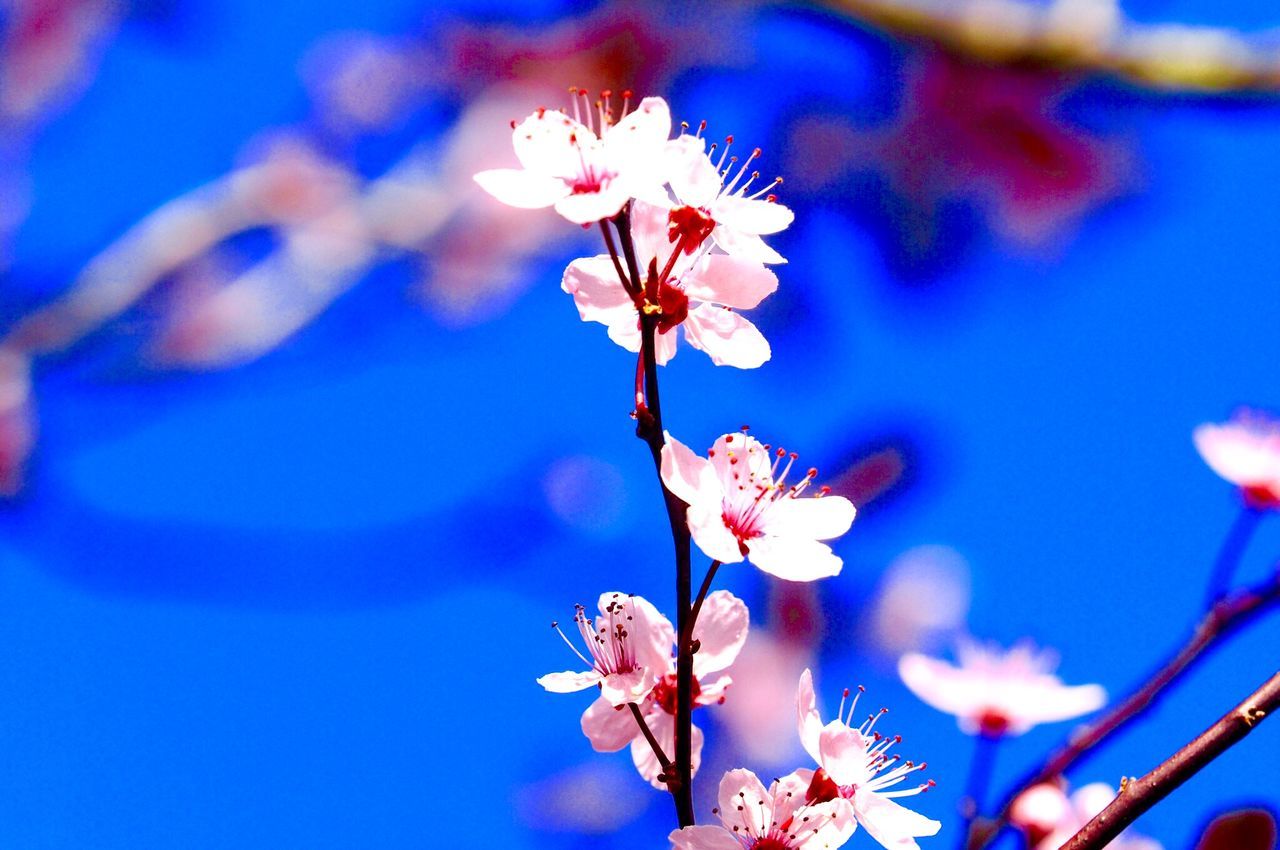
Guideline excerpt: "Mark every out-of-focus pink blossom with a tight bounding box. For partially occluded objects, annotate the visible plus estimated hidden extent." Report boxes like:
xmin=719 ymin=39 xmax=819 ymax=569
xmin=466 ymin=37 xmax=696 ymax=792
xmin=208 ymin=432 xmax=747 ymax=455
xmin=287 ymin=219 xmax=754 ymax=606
xmin=1193 ymin=410 xmax=1280 ymax=509
xmin=796 ymin=670 xmax=940 ymax=850
xmin=474 ymin=91 xmax=671 ymax=224
xmin=718 ymin=629 xmax=816 ymax=765
xmin=864 ymin=546 xmax=971 ymax=658
xmin=898 ymin=638 xmax=1105 ymax=737
xmin=538 ymin=592 xmax=671 ymax=707
xmin=0 ymin=349 xmax=35 ymax=497
xmin=668 ymin=768 xmax=856 ymax=850
xmin=661 ymin=431 xmax=856 ymax=581
xmin=1012 ymin=782 xmax=1163 ymax=850
xmin=581 ymin=590 xmax=748 ymax=788
xmin=562 ymin=201 xmax=778 ymax=368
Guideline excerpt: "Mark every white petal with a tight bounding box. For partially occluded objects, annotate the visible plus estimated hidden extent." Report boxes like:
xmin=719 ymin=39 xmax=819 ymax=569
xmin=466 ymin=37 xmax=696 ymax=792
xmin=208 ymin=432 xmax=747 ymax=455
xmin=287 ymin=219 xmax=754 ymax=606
xmin=770 ymin=770 xmax=816 ymax=829
xmin=600 ymin=667 xmax=657 ymax=707
xmin=717 ymin=768 xmax=772 ymax=836
xmin=762 ymin=496 xmax=857 ymax=542
xmin=511 ymin=108 xmax=594 ymax=177
xmin=665 ymin=135 xmax=722 ymax=207
xmin=661 ymin=432 xmax=720 ymax=506
xmin=715 ymin=195 xmax=795 ymax=235
xmin=691 ymin=590 xmax=749 ymax=677
xmin=537 ymin=669 xmax=601 ymax=693
xmin=697 ymin=673 xmax=732 ymax=705
xmin=553 ymin=181 xmax=632 ymax=224
xmin=473 ymin=168 xmax=568 ymax=209
xmin=709 ymin=432 xmax=774 ymax=492
xmin=632 ymin=709 xmax=704 ymax=790
xmin=669 ymin=825 xmax=742 ymax=850
xmin=629 ymin=200 xmax=673 ymax=270
xmin=604 ymin=96 xmax=672 ymax=176
xmin=683 ymin=304 xmax=771 ymax=369
xmin=683 ymin=254 xmax=778 ymax=310
xmin=712 ymin=225 xmax=786 ymax=264
xmin=605 ymin=316 xmax=643 ymax=353
xmin=897 ymin=653 xmax=984 ymax=722
xmin=817 ymin=720 xmax=870 ymax=788
xmin=622 ymin=593 xmax=677 ymax=676
xmin=1016 ymin=683 xmax=1107 ymax=727
xmin=580 ymin=695 xmax=639 ymax=752
xmin=747 ymin=535 xmax=843 ymax=582
xmin=798 ymin=798 xmax=859 ymax=850
xmin=797 ymin=668 xmax=825 ymax=765
xmin=562 ymin=256 xmax=635 ymax=325
xmin=854 ymin=792 xmax=941 ymax=850
xmin=654 ymin=324 xmax=680 ymax=365
xmin=688 ymin=498 xmax=746 ymax=564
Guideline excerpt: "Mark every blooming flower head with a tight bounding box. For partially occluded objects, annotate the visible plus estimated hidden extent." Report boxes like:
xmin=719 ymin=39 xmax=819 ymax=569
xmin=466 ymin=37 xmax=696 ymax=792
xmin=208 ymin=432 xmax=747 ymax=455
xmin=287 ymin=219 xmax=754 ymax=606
xmin=562 ymin=200 xmax=779 ymax=368
xmin=666 ymin=127 xmax=795 ymax=264
xmin=898 ymin=638 xmax=1106 ymax=737
xmin=796 ymin=669 xmax=941 ymax=850
xmin=1012 ymin=782 xmax=1163 ymax=850
xmin=1193 ymin=410 xmax=1280 ymax=509
xmin=473 ymin=89 xmax=671 ymax=224
xmin=669 ymin=768 xmax=856 ymax=850
xmin=660 ymin=430 xmax=857 ymax=581
xmin=579 ymin=590 xmax=749 ymax=788
xmin=537 ymin=592 xmax=671 ymax=707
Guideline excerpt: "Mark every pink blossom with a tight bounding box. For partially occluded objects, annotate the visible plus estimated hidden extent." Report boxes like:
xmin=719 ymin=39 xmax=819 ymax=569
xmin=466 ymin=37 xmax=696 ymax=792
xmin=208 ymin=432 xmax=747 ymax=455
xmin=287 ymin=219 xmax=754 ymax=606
xmin=581 ymin=590 xmax=748 ymax=788
xmin=1012 ymin=782 xmax=1162 ymax=850
xmin=1193 ymin=410 xmax=1280 ymax=509
xmin=538 ymin=592 xmax=671 ymax=707
xmin=473 ymin=90 xmax=671 ymax=224
xmin=898 ymin=638 xmax=1105 ymax=737
xmin=561 ymin=200 xmax=778 ymax=368
xmin=796 ymin=669 xmax=940 ymax=850
xmin=660 ymin=431 xmax=857 ymax=581
xmin=665 ymin=131 xmax=794 ymax=264
xmin=668 ymin=768 xmax=856 ymax=850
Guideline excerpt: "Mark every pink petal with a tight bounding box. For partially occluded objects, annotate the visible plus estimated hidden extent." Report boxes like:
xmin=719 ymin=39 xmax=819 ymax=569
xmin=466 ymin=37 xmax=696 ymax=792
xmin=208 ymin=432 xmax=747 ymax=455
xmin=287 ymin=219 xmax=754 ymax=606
xmin=1016 ymin=682 xmax=1107 ymax=727
xmin=473 ymin=168 xmax=568 ymax=209
xmin=691 ymin=590 xmax=749 ymax=677
xmin=553 ymin=181 xmax=632 ymax=224
xmin=660 ymin=432 xmax=719 ymax=506
xmin=709 ymin=432 xmax=773 ymax=492
xmin=817 ymin=720 xmax=870 ymax=788
xmin=747 ymin=535 xmax=843 ymax=582
xmin=537 ymin=669 xmax=601 ymax=693
xmin=654 ymin=323 xmax=679 ymax=365
xmin=631 ymin=708 xmax=704 ymax=790
xmin=798 ymin=798 xmax=859 ymax=850
xmin=682 ymin=304 xmax=771 ymax=369
xmin=622 ymin=593 xmax=677 ymax=677
xmin=796 ymin=668 xmax=825 ymax=765
xmin=603 ymin=96 xmax=672 ymax=177
xmin=897 ymin=653 xmax=982 ymax=721
xmin=688 ymin=498 xmax=746 ymax=564
xmin=770 ymin=770 xmax=814 ymax=829
xmin=714 ymin=195 xmax=795 ymax=236
xmin=762 ymin=496 xmax=857 ymax=542
xmin=697 ymin=673 xmax=732 ymax=705
xmin=605 ymin=317 xmax=643 ymax=354
xmin=665 ymin=135 xmax=722 ymax=208
xmin=683 ymin=254 xmax=778 ymax=310
xmin=717 ymin=768 xmax=772 ymax=836
xmin=669 ymin=825 xmax=742 ymax=850
xmin=562 ymin=256 xmax=635 ymax=325
xmin=580 ymin=695 xmax=639 ymax=752
xmin=600 ymin=667 xmax=657 ymax=707
xmin=712 ymin=225 xmax=786 ymax=265
xmin=629 ymin=200 xmax=673 ymax=270
xmin=853 ymin=792 xmax=941 ymax=850
xmin=512 ymin=108 xmax=591 ymax=178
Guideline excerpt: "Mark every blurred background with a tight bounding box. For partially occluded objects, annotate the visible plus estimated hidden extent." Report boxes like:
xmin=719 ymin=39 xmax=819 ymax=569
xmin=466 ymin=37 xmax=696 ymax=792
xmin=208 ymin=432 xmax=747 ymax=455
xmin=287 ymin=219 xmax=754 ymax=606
xmin=0 ymin=0 xmax=1277 ymax=846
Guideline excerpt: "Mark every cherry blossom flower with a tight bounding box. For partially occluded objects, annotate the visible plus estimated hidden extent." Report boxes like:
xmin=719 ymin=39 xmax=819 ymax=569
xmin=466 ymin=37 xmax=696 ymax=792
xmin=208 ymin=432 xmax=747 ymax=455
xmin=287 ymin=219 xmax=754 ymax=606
xmin=796 ymin=669 xmax=940 ymax=850
xmin=897 ymin=638 xmax=1106 ymax=737
xmin=1012 ymin=782 xmax=1162 ymax=850
xmin=660 ymin=431 xmax=857 ymax=581
xmin=473 ymin=90 xmax=671 ymax=224
xmin=665 ymin=130 xmax=794 ymax=264
xmin=581 ymin=589 xmax=748 ymax=788
xmin=669 ymin=768 xmax=856 ymax=850
xmin=538 ymin=592 xmax=671 ymax=707
xmin=561 ymin=200 xmax=778 ymax=368
xmin=1193 ymin=410 xmax=1280 ymax=509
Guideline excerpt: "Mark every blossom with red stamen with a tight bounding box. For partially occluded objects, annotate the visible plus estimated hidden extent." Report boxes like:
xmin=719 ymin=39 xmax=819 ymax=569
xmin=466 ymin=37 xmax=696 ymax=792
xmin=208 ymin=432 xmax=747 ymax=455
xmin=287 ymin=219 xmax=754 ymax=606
xmin=474 ymin=89 xmax=671 ymax=224
xmin=537 ymin=592 xmax=671 ymax=707
xmin=660 ymin=431 xmax=857 ymax=581
xmin=562 ymin=201 xmax=778 ymax=368
xmin=898 ymin=638 xmax=1105 ymax=737
xmin=666 ymin=126 xmax=795 ymax=264
xmin=796 ymin=669 xmax=940 ymax=850
xmin=580 ymin=590 xmax=748 ymax=788
xmin=669 ymin=768 xmax=856 ymax=850
xmin=1193 ymin=409 xmax=1280 ymax=509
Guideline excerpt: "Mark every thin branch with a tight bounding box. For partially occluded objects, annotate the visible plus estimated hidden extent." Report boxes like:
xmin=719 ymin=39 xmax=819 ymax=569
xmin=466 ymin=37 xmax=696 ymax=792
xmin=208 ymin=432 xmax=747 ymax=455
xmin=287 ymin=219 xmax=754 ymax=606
xmin=1060 ymin=670 xmax=1280 ymax=850
xmin=680 ymin=560 xmax=723 ymax=650
xmin=1203 ymin=506 xmax=1262 ymax=607
xmin=976 ymin=570 xmax=1280 ymax=848
xmin=599 ymin=219 xmax=639 ymax=298
xmin=629 ymin=703 xmax=675 ymax=781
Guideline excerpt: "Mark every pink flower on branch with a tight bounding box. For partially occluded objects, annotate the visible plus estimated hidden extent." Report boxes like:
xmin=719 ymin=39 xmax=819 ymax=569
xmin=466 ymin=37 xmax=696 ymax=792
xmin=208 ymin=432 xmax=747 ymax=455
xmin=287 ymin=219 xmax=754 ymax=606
xmin=668 ymin=768 xmax=856 ymax=850
xmin=666 ymin=129 xmax=795 ymax=264
xmin=1012 ymin=782 xmax=1163 ymax=850
xmin=474 ymin=89 xmax=671 ymax=224
xmin=562 ymin=200 xmax=778 ymax=368
xmin=581 ymin=589 xmax=749 ymax=788
xmin=796 ymin=669 xmax=941 ymax=850
xmin=898 ymin=638 xmax=1106 ymax=737
xmin=538 ymin=592 xmax=672 ymax=707
xmin=660 ymin=431 xmax=857 ymax=581
xmin=1193 ymin=410 xmax=1280 ymax=509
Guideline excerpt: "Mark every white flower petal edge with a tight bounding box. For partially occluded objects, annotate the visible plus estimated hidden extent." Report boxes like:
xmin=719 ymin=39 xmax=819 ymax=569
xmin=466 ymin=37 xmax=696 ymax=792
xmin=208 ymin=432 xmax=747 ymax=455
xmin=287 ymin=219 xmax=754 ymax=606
xmin=1193 ymin=411 xmax=1280 ymax=507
